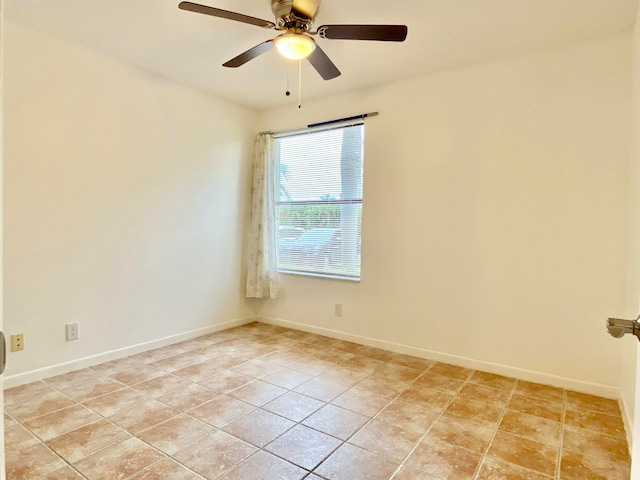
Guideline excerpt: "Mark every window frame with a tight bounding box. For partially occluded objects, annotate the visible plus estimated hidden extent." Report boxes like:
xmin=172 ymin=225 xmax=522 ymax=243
xmin=273 ymin=121 xmax=364 ymax=281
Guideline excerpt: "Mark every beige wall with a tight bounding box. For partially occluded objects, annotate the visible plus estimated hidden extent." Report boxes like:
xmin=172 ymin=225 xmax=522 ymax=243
xmin=257 ymin=34 xmax=632 ymax=394
xmin=3 ymin=21 xmax=255 ymax=377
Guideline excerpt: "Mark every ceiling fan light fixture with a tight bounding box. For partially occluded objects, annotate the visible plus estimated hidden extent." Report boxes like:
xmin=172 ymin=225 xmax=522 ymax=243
xmin=274 ymin=33 xmax=316 ymax=60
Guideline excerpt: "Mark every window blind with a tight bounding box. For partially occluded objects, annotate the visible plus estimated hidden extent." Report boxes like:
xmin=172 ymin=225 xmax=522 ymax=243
xmin=275 ymin=122 xmax=364 ymax=279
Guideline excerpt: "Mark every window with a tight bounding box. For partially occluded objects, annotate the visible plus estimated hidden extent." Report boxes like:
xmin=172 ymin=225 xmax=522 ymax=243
xmin=275 ymin=122 xmax=364 ymax=280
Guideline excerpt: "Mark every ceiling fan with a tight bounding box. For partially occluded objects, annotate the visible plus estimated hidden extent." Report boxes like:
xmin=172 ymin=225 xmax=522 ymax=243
xmin=178 ymin=0 xmax=408 ymax=80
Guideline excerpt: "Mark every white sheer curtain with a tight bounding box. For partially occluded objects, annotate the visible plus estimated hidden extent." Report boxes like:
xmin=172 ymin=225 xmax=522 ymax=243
xmin=246 ymin=133 xmax=279 ymax=299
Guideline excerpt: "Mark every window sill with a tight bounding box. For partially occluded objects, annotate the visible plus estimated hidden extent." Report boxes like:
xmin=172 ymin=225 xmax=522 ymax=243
xmin=278 ymin=269 xmax=360 ymax=282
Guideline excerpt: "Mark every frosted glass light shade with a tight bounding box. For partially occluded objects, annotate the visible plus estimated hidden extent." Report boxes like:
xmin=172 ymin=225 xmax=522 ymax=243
xmin=275 ymin=33 xmax=316 ymax=60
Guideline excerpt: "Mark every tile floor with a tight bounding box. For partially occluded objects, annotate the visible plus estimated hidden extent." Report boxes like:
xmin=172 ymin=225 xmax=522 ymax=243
xmin=4 ymin=322 xmax=631 ymax=480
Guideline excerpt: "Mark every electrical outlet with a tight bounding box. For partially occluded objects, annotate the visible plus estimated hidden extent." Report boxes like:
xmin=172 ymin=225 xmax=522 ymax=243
xmin=11 ymin=334 xmax=24 ymax=352
xmin=66 ymin=322 xmax=79 ymax=341
xmin=334 ymin=304 xmax=343 ymax=317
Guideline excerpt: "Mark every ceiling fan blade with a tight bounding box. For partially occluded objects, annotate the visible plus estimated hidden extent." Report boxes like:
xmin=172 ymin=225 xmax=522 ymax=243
xmin=317 ymin=24 xmax=408 ymax=42
xmin=178 ymin=2 xmax=275 ymax=29
xmin=307 ymin=45 xmax=341 ymax=80
xmin=223 ymin=40 xmax=275 ymax=68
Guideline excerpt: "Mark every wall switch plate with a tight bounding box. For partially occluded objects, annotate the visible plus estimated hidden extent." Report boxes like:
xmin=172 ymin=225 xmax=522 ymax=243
xmin=334 ymin=304 xmax=343 ymax=317
xmin=11 ymin=334 xmax=24 ymax=352
xmin=66 ymin=322 xmax=79 ymax=341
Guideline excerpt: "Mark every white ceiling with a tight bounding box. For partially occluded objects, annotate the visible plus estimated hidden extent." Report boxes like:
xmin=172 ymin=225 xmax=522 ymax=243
xmin=5 ymin=0 xmax=639 ymax=111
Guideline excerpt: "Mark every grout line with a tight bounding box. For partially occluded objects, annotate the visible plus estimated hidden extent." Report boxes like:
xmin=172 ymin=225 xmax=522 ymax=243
xmin=468 ymin=380 xmax=517 ymax=480
xmin=555 ymin=389 xmax=568 ymax=479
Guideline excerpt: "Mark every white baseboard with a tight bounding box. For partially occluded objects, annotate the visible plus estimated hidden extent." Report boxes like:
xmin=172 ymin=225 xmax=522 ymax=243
xmin=257 ymin=315 xmax=622 ymax=400
xmin=620 ymin=387 xmax=635 ymax=453
xmin=3 ymin=317 xmax=256 ymax=389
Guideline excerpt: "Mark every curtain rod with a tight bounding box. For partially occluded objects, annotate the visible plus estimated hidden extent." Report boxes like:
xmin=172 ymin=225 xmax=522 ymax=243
xmin=259 ymin=111 xmax=378 ymax=136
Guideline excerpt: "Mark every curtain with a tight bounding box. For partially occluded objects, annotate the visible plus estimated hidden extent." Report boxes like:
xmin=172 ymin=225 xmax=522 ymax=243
xmin=246 ymin=133 xmax=279 ymax=299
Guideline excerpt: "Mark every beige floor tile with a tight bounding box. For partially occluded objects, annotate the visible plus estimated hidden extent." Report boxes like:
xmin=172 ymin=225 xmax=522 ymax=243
xmin=228 ymin=379 xmax=287 ymax=406
xmin=44 ymin=368 xmax=104 ymax=390
xmin=198 ymin=369 xmax=254 ymax=393
xmin=108 ymin=399 xmax=178 ymax=434
xmin=265 ymin=424 xmax=341 ymax=470
xmin=427 ymin=415 xmax=493 ymax=454
xmin=302 ymin=404 xmax=369 ymax=440
xmin=375 ymin=363 xmax=423 ymax=383
xmin=231 ymin=358 xmax=282 ymax=378
xmin=73 ymin=436 xmax=165 ymax=480
xmin=129 ymin=458 xmax=203 ymax=479
xmin=498 ymin=410 xmax=562 ymax=447
xmin=564 ymin=407 xmax=626 ymax=438
xmin=37 ymin=466 xmax=86 ymax=479
xmin=391 ymin=465 xmax=440 ymax=479
xmin=318 ymin=366 xmax=370 ymax=387
xmin=6 ymin=442 xmax=66 ymax=480
xmin=562 ymin=425 xmax=630 ymax=463
xmin=263 ymin=391 xmax=325 ymax=422
xmin=157 ymin=383 xmax=219 ymax=411
xmin=294 ymin=377 xmax=351 ymax=402
xmin=514 ymin=380 xmax=564 ymax=403
xmin=315 ymin=443 xmax=399 ymax=480
xmin=565 ymin=390 xmax=621 ymax=416
xmin=282 ymin=355 xmax=335 ymax=376
xmin=6 ymin=390 xmax=76 ymax=421
xmin=413 ymin=372 xmax=465 ymax=394
xmin=223 ymin=408 xmax=295 ymax=447
xmin=173 ymin=429 xmax=257 ymax=479
xmin=258 ymin=334 xmax=301 ymax=350
xmin=396 ymin=385 xmax=453 ymax=412
xmin=468 ymin=371 xmax=517 ymax=391
xmin=83 ymin=388 xmax=148 ymax=417
xmin=219 ymin=450 xmax=307 ymax=480
xmin=389 ymin=353 xmax=434 ymax=371
xmin=349 ymin=419 xmax=421 ymax=463
xmin=55 ymin=375 xmax=124 ymax=402
xmin=356 ymin=373 xmax=410 ymax=398
xmin=5 ymin=424 xmax=39 ymax=453
xmin=342 ymin=355 xmax=388 ymax=373
xmin=46 ymin=419 xmax=131 ymax=463
xmin=457 ymin=383 xmax=511 ymax=407
xmin=405 ymin=437 xmax=482 ymax=480
xmin=359 ymin=346 xmax=397 ymax=363
xmin=23 ymin=403 xmax=101 ymax=441
xmin=487 ymin=431 xmax=557 ymax=477
xmin=376 ymin=399 xmax=438 ymax=435
xmin=428 ymin=362 xmax=474 ymax=381
xmin=137 ymin=414 xmax=216 ymax=455
xmin=132 ymin=373 xmax=192 ymax=397
xmin=4 ymin=381 xmax=56 ymax=407
xmin=149 ymin=351 xmax=209 ymax=372
xmin=444 ymin=397 xmax=503 ymax=429
xmin=189 ymin=394 xmax=255 ymax=427
xmin=560 ymin=450 xmax=630 ymax=480
xmin=475 ymin=458 xmax=552 ymax=480
xmin=109 ymin=364 xmax=164 ymax=386
xmin=259 ymin=367 xmax=313 ymax=389
xmin=91 ymin=356 xmax=148 ymax=376
xmin=331 ymin=387 xmax=390 ymax=417
xmin=507 ymin=393 xmax=563 ymax=422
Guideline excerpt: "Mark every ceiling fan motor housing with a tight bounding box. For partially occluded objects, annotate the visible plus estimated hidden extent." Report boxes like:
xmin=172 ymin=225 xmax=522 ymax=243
xmin=271 ymin=0 xmax=320 ymax=31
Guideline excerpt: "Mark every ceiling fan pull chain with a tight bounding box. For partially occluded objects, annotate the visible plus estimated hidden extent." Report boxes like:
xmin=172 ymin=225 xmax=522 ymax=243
xmin=298 ymin=60 xmax=303 ymax=109
xmin=285 ymin=63 xmax=291 ymax=97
